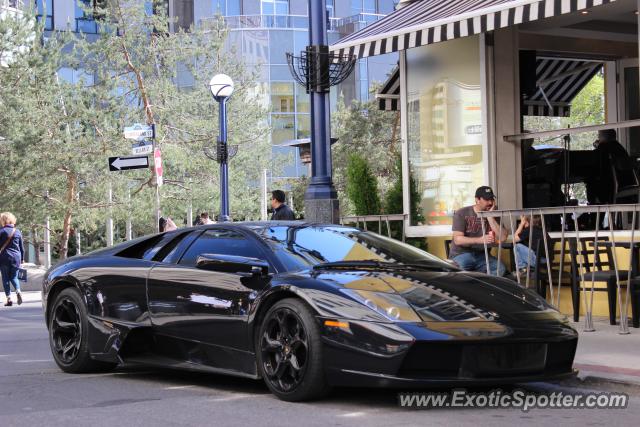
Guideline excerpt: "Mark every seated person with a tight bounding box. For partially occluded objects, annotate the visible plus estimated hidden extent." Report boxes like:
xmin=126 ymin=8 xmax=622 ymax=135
xmin=449 ymin=186 xmax=509 ymax=276
xmin=513 ymin=215 xmax=551 ymax=280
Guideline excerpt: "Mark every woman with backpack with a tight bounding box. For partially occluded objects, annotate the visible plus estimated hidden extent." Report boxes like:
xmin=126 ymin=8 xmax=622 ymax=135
xmin=0 ymin=212 xmax=24 ymax=307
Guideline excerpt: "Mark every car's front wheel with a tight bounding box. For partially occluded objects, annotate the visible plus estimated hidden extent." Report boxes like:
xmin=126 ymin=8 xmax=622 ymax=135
xmin=257 ymin=298 xmax=330 ymax=401
xmin=49 ymin=287 xmax=116 ymax=373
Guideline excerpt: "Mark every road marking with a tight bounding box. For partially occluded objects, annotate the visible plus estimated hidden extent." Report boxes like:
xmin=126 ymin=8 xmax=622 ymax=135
xmin=164 ymin=385 xmax=195 ymax=390
xmin=340 ymin=412 xmax=367 ymax=417
xmin=15 ymin=359 xmax=52 ymax=363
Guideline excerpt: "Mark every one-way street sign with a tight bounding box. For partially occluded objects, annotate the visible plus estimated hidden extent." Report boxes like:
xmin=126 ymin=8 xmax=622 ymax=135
xmin=109 ymin=155 xmax=150 ymax=171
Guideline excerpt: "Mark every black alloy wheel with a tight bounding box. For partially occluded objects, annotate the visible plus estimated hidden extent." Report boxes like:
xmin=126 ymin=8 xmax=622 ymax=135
xmin=257 ymin=298 xmax=329 ymax=401
xmin=51 ymin=295 xmax=82 ymax=364
xmin=48 ymin=288 xmax=116 ymax=373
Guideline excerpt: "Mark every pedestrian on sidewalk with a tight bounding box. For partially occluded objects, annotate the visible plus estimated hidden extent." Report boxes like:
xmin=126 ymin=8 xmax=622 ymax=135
xmin=0 ymin=212 xmax=24 ymax=306
xmin=270 ymin=190 xmax=295 ymax=220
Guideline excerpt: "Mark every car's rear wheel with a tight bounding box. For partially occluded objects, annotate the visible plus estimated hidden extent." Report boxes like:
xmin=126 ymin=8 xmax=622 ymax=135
xmin=257 ymin=298 xmax=330 ymax=401
xmin=49 ymin=288 xmax=116 ymax=373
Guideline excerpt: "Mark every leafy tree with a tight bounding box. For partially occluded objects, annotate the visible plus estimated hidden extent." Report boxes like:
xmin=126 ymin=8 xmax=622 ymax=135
xmin=345 ymin=153 xmax=381 ymax=216
xmin=0 ymin=2 xmax=274 ymax=261
xmin=331 ymin=92 xmax=400 ymax=215
xmin=384 ymin=155 xmax=424 ymax=222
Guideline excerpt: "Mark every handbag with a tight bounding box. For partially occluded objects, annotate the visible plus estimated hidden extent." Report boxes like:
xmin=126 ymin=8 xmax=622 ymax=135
xmin=17 ymin=268 xmax=27 ymax=282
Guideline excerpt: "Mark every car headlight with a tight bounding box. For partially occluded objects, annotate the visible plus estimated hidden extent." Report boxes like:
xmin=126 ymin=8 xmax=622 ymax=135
xmin=340 ymin=289 xmax=421 ymax=322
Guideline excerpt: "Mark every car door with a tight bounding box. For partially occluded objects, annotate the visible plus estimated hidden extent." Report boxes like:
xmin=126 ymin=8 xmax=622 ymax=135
xmin=147 ymin=227 xmax=272 ymax=374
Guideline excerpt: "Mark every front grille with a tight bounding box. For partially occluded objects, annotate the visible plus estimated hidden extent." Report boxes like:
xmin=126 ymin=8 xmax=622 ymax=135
xmin=398 ymin=339 xmax=577 ymax=379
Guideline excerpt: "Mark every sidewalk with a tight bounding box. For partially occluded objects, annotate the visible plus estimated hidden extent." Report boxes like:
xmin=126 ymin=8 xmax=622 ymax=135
xmin=571 ymin=317 xmax=640 ymax=389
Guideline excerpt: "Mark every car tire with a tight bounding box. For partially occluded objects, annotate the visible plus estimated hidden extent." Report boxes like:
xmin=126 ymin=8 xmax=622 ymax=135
xmin=48 ymin=287 xmax=116 ymax=373
xmin=257 ymin=298 xmax=330 ymax=401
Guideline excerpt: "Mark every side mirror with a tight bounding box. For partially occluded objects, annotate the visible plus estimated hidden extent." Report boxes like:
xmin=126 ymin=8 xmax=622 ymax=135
xmin=196 ymin=253 xmax=270 ymax=276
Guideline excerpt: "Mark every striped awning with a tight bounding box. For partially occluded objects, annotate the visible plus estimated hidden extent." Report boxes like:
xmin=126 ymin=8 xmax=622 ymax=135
xmin=330 ymin=0 xmax=618 ymax=59
xmin=376 ymin=68 xmax=400 ymax=111
xmin=523 ymin=58 xmax=602 ymax=117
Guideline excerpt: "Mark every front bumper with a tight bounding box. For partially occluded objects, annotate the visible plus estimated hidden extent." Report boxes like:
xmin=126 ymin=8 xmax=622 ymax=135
xmin=327 ymin=367 xmax=578 ymax=388
xmin=320 ymin=318 xmax=578 ymax=388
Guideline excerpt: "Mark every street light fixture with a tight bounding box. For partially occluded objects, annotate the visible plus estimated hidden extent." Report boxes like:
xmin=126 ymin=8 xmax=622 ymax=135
xmin=209 ymin=74 xmax=234 ymax=222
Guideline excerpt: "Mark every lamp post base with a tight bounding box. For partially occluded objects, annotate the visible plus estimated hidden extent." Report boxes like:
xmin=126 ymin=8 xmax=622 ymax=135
xmin=304 ymin=198 xmax=340 ymax=224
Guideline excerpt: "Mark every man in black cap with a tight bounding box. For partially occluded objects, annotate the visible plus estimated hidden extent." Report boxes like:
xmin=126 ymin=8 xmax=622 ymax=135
xmin=270 ymin=190 xmax=295 ymax=220
xmin=448 ymin=186 xmax=509 ymax=276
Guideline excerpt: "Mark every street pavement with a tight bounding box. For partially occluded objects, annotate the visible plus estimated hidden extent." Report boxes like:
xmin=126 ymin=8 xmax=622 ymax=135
xmin=1 ymin=296 xmax=639 ymax=426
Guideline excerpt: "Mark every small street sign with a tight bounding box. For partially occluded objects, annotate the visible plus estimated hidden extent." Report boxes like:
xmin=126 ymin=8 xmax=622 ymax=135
xmin=132 ymin=140 xmax=153 ymax=155
xmin=109 ymin=155 xmax=150 ymax=171
xmin=154 ymin=149 xmax=163 ymax=186
xmin=123 ymin=123 xmax=154 ymax=141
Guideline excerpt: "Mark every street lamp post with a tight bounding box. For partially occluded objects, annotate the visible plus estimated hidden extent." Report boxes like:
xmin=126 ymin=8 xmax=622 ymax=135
xmin=209 ymin=74 xmax=234 ymax=222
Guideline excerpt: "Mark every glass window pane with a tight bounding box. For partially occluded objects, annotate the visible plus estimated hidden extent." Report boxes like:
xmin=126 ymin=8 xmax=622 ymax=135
xmin=178 ymin=229 xmax=264 ymax=266
xmin=270 ymin=64 xmax=292 ymax=80
xmin=262 ymin=2 xmax=274 ymax=14
xmin=229 ymin=0 xmax=241 ymax=15
xmin=272 ymin=114 xmax=295 ymax=145
xmin=294 ymin=30 xmax=308 ymax=56
xmin=406 ymin=36 xmax=483 ymax=227
xmin=269 ymin=30 xmax=293 ymax=64
xmin=378 ymin=0 xmax=396 ymax=14
xmin=295 ymin=85 xmax=309 ymax=112
xmin=243 ymin=30 xmax=269 ymax=64
xmin=351 ymin=0 xmax=362 ymax=15
xmin=296 ymin=114 xmax=310 ymax=139
xmin=213 ymin=0 xmax=226 ymax=14
xmin=275 ymin=1 xmax=289 ymax=15
xmin=363 ymin=0 xmax=376 ymax=13
xmin=271 ymin=82 xmax=294 ymax=113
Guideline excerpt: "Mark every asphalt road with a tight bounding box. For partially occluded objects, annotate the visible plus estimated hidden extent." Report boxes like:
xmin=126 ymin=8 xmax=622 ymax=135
xmin=1 ymin=302 xmax=638 ymax=427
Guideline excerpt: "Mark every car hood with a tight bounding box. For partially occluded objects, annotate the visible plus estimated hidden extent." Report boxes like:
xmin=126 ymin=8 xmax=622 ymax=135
xmin=294 ymin=268 xmax=564 ymax=327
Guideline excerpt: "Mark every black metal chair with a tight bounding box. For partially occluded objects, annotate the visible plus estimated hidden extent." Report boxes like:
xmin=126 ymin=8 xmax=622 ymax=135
xmin=626 ymin=279 xmax=640 ymax=328
xmin=570 ymin=237 xmax=629 ymax=325
xmin=533 ymin=238 xmax=575 ymax=300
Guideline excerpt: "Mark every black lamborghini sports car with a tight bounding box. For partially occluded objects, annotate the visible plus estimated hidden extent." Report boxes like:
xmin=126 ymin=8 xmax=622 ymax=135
xmin=43 ymin=222 xmax=577 ymax=401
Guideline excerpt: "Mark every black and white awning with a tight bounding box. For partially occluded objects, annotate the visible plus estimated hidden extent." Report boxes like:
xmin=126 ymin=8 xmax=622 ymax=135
xmin=331 ymin=0 xmax=618 ymax=59
xmin=376 ymin=68 xmax=400 ymax=111
xmin=523 ymin=58 xmax=602 ymax=117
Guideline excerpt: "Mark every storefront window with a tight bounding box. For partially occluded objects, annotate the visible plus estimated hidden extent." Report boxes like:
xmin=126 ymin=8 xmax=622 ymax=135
xmin=406 ymin=36 xmax=484 ymax=229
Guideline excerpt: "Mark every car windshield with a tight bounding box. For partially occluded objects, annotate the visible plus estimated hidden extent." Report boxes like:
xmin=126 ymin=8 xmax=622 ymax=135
xmin=254 ymin=225 xmax=456 ymax=273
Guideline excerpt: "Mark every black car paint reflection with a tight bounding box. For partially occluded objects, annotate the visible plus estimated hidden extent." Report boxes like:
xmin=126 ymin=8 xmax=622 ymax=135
xmin=43 ymin=222 xmax=578 ymax=389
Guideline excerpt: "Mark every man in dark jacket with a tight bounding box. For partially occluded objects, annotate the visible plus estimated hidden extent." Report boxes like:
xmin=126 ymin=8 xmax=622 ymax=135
xmin=270 ymin=190 xmax=295 ymax=220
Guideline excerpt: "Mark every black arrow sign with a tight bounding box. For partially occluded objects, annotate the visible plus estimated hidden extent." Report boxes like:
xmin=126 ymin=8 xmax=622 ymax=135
xmin=109 ymin=155 xmax=150 ymax=171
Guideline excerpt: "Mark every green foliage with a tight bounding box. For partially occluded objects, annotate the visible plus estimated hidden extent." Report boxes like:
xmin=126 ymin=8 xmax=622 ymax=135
xmin=384 ymin=155 xmax=424 ymax=223
xmin=331 ymin=92 xmax=400 ymax=215
xmin=345 ymin=153 xmax=381 ymax=216
xmin=0 ymin=2 xmax=275 ymax=261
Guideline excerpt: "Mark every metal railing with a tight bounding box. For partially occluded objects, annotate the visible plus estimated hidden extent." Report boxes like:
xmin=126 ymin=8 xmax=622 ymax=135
xmin=340 ymin=214 xmax=406 ymax=242
xmin=200 ymin=14 xmax=342 ymax=31
xmin=477 ymin=204 xmax=640 ymax=334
